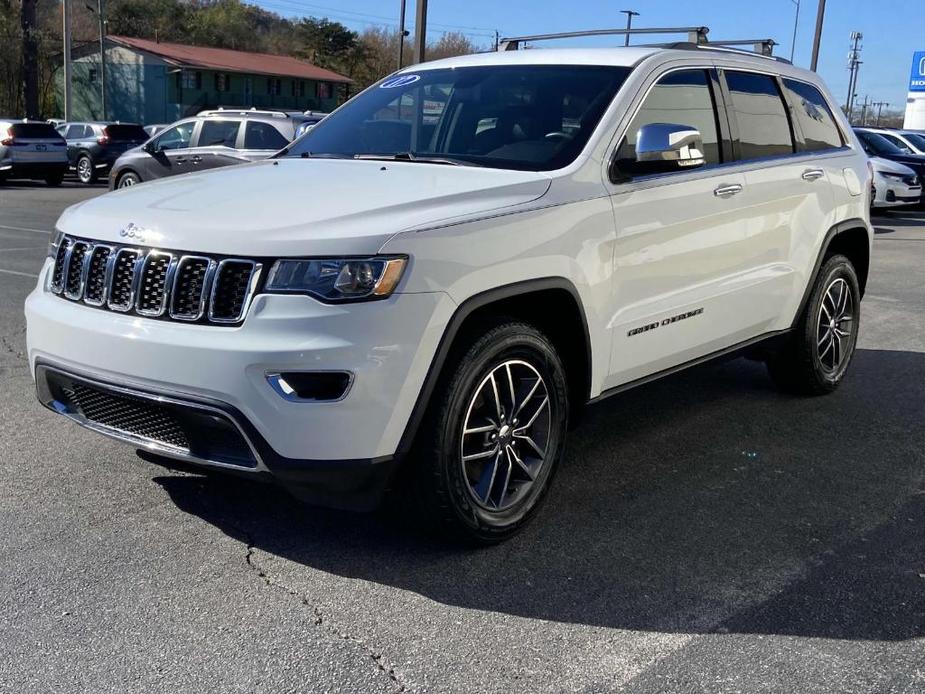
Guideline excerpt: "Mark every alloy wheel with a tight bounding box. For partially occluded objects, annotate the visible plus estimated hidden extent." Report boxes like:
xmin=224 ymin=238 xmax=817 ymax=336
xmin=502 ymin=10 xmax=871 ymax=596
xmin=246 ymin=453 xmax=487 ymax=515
xmin=77 ymin=157 xmax=92 ymax=183
xmin=816 ymin=277 xmax=855 ymax=374
xmin=460 ymin=359 xmax=551 ymax=512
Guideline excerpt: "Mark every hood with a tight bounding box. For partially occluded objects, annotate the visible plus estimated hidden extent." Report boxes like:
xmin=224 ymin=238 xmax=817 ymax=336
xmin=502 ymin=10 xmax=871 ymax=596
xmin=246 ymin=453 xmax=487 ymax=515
xmin=56 ymin=158 xmax=551 ymax=256
xmin=874 ymin=152 xmax=925 ymax=172
xmin=870 ymin=156 xmax=917 ymax=176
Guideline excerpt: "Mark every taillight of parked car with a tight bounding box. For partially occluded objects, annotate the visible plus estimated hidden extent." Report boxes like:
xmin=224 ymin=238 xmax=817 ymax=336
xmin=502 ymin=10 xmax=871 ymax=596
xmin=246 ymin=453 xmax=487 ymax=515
xmin=97 ymin=135 xmax=110 ymax=145
xmin=0 ymin=129 xmax=13 ymax=146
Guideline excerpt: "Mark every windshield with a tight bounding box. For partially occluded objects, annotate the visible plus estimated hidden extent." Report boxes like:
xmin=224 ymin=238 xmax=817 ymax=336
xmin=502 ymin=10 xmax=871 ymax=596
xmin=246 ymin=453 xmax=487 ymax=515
xmin=903 ymin=132 xmax=925 ymax=151
xmin=284 ymin=65 xmax=632 ymax=171
xmin=857 ymin=130 xmax=904 ymax=156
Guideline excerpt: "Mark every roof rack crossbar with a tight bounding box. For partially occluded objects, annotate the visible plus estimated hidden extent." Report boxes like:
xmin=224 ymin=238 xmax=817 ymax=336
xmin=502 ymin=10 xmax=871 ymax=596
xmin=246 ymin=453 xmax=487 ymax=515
xmin=497 ymin=26 xmax=709 ymax=51
xmin=708 ymin=38 xmax=778 ymax=57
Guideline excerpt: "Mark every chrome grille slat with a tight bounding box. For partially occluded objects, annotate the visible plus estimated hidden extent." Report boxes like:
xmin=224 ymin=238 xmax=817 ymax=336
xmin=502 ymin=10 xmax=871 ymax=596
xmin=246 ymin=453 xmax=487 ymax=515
xmin=63 ymin=241 xmax=89 ymax=300
xmin=49 ymin=234 xmax=260 ymax=326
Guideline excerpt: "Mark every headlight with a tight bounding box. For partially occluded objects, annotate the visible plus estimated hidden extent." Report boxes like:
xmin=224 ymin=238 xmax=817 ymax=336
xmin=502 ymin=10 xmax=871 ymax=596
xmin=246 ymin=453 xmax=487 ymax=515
xmin=881 ymin=172 xmax=906 ymax=182
xmin=264 ymin=256 xmax=407 ymax=302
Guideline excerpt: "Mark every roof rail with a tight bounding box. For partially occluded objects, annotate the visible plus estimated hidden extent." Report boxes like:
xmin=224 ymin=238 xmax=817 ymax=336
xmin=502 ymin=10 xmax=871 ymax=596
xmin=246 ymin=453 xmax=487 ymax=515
xmin=198 ymin=107 xmax=289 ymax=119
xmin=498 ymin=26 xmax=783 ymax=60
xmin=497 ymin=26 xmax=710 ymax=51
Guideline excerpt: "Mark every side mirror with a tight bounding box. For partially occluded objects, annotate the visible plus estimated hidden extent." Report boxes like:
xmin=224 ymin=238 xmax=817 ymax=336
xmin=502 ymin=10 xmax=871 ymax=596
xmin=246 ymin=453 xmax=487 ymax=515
xmin=143 ymin=141 xmax=157 ymax=155
xmin=635 ymin=123 xmax=705 ymax=172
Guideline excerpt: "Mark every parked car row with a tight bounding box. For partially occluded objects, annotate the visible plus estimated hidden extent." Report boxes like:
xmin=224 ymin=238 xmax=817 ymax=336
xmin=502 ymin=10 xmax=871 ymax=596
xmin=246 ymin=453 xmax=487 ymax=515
xmin=1 ymin=107 xmax=327 ymax=188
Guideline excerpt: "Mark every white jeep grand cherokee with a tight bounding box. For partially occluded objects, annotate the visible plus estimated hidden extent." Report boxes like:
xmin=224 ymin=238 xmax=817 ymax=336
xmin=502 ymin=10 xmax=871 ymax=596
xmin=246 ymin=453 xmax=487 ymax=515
xmin=26 ymin=45 xmax=872 ymax=542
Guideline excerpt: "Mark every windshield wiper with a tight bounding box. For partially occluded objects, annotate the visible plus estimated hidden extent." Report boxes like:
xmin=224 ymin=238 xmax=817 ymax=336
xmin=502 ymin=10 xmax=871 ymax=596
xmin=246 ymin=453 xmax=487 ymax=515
xmin=298 ymin=152 xmax=351 ymax=159
xmin=353 ymin=152 xmax=479 ymax=167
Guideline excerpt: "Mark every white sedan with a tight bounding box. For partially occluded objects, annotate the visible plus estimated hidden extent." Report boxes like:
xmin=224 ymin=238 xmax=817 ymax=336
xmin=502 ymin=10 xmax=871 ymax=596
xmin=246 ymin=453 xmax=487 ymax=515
xmin=870 ymin=156 xmax=922 ymax=211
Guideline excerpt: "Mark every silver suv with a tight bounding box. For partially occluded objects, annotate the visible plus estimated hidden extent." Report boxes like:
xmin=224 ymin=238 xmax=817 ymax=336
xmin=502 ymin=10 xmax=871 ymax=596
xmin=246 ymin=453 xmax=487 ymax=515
xmin=0 ymin=120 xmax=68 ymax=186
xmin=108 ymin=109 xmax=309 ymax=189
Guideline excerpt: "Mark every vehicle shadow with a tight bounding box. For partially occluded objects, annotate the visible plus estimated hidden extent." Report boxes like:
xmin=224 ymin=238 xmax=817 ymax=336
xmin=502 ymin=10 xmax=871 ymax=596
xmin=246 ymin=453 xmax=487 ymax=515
xmin=155 ymin=348 xmax=925 ymax=640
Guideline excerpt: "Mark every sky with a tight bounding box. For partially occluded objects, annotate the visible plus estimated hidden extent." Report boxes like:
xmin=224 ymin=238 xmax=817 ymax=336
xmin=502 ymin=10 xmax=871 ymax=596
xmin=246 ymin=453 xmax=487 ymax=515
xmin=253 ymin=0 xmax=922 ymax=113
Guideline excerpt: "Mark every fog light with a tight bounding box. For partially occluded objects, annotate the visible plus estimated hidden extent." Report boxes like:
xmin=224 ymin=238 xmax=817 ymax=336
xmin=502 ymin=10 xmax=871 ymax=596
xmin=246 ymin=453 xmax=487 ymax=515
xmin=266 ymin=372 xmax=352 ymax=402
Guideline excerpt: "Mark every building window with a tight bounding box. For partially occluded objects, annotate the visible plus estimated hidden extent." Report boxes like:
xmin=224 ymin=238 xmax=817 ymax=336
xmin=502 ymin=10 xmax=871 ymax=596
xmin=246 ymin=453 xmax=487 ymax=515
xmin=181 ymin=70 xmax=201 ymax=90
xmin=267 ymin=78 xmax=281 ymax=96
xmin=299 ymin=81 xmax=306 ymax=97
xmin=316 ymin=82 xmax=332 ymax=100
xmin=88 ymin=68 xmax=97 ymax=83
xmin=215 ymin=73 xmax=229 ymax=93
xmin=290 ymin=80 xmax=297 ymax=97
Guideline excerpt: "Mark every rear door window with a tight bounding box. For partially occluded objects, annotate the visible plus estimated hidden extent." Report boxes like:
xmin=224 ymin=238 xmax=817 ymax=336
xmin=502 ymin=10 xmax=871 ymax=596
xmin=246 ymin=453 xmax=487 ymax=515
xmin=243 ymin=121 xmax=288 ymax=150
xmin=725 ymin=71 xmax=794 ymax=161
xmin=198 ymin=119 xmax=240 ymax=148
xmin=781 ymin=79 xmax=844 ymax=152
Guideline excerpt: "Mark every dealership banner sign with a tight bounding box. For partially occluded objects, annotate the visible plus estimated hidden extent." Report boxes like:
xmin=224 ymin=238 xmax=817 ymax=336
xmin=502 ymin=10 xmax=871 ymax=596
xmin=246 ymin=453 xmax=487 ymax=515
xmin=910 ymin=51 xmax=925 ymax=92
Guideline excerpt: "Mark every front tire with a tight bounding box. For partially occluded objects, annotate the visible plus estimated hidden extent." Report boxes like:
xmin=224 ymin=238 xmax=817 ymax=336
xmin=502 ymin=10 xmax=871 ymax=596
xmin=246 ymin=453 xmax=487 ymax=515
xmin=767 ymin=254 xmax=860 ymax=395
xmin=76 ymin=154 xmax=96 ymax=184
xmin=413 ymin=321 xmax=569 ymax=544
xmin=116 ymin=170 xmax=140 ymax=188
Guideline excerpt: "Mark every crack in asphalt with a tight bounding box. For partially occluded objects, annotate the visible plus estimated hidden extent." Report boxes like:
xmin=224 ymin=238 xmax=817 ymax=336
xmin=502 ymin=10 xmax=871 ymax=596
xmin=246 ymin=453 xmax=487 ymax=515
xmin=237 ymin=531 xmax=408 ymax=693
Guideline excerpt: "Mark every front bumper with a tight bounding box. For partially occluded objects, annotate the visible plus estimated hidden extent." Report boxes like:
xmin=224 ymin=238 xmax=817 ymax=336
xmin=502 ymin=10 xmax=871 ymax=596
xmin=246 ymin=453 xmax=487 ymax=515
xmin=26 ymin=264 xmax=456 ymax=504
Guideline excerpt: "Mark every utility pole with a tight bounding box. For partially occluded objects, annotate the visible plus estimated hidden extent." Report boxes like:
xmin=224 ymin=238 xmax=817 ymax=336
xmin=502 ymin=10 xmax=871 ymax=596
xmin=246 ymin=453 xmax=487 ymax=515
xmin=789 ymin=0 xmax=800 ymax=63
xmin=412 ymin=0 xmax=428 ymax=64
xmin=63 ymin=0 xmax=73 ymax=119
xmin=98 ymin=0 xmax=107 ymax=120
xmin=620 ymin=10 xmax=639 ymax=46
xmin=810 ymin=0 xmax=826 ymax=71
xmin=872 ymin=101 xmax=889 ymax=126
xmin=859 ymin=94 xmax=869 ymax=126
xmin=397 ymin=0 xmax=408 ymax=69
xmin=845 ymin=31 xmax=862 ymax=122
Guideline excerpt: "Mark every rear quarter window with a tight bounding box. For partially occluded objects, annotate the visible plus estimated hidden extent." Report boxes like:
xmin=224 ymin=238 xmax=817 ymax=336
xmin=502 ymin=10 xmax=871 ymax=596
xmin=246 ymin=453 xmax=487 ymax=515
xmin=781 ymin=79 xmax=844 ymax=152
xmin=243 ymin=121 xmax=289 ymax=150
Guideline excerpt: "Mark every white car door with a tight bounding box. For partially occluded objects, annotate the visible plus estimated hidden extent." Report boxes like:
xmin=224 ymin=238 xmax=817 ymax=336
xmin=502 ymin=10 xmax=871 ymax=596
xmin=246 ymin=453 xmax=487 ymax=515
xmin=603 ymin=67 xmax=757 ymax=389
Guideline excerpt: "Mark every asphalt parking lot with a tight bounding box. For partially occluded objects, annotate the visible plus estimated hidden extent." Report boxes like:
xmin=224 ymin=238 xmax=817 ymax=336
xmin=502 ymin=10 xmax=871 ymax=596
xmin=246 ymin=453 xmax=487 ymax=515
xmin=1 ymin=181 xmax=924 ymax=693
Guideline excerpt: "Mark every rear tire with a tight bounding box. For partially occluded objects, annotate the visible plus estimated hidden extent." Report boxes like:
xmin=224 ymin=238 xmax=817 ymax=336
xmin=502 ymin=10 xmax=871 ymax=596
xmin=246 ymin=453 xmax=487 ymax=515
xmin=767 ymin=254 xmax=860 ymax=395
xmin=411 ymin=321 xmax=569 ymax=544
xmin=76 ymin=154 xmax=96 ymax=184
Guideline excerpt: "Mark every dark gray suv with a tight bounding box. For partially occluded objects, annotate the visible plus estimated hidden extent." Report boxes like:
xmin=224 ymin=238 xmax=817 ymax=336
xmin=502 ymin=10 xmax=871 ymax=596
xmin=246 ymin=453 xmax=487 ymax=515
xmin=108 ymin=110 xmax=306 ymax=189
xmin=56 ymin=122 xmax=149 ymax=184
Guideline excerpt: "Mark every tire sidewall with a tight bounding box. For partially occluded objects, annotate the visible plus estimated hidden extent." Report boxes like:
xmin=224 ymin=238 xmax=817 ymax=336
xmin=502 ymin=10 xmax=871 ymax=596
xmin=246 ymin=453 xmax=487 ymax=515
xmin=805 ymin=255 xmax=860 ymax=387
xmin=118 ymin=171 xmax=139 ymax=188
xmin=436 ymin=326 xmax=569 ymax=540
xmin=77 ymin=154 xmax=95 ymax=184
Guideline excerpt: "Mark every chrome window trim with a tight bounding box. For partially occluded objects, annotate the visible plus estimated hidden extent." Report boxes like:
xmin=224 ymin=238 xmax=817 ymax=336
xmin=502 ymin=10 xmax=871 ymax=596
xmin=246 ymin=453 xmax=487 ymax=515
xmin=208 ymin=258 xmax=262 ymax=324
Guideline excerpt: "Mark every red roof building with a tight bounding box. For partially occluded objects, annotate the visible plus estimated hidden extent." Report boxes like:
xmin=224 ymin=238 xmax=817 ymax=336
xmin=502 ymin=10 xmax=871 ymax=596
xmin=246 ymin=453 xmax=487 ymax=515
xmin=69 ymin=35 xmax=351 ymax=123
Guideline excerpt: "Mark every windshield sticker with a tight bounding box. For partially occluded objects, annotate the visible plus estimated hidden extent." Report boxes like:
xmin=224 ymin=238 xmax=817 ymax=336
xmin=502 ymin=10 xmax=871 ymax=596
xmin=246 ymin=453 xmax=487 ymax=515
xmin=380 ymin=74 xmax=421 ymax=89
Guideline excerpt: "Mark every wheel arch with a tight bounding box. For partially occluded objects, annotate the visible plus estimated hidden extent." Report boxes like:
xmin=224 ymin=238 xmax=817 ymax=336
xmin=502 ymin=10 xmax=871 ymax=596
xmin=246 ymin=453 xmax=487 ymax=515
xmin=396 ymin=278 xmax=593 ymax=456
xmin=792 ymin=218 xmax=871 ymax=329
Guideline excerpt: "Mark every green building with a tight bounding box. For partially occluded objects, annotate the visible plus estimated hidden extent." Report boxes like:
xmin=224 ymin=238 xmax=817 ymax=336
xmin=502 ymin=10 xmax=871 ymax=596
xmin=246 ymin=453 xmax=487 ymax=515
xmin=68 ymin=35 xmax=351 ymax=124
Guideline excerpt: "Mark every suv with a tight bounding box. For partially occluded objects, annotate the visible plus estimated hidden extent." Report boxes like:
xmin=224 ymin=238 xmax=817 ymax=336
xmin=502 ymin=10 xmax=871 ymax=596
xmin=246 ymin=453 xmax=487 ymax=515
xmin=0 ymin=120 xmax=68 ymax=186
xmin=108 ymin=109 xmax=306 ymax=189
xmin=56 ymin=122 xmax=150 ymax=184
xmin=25 ymin=42 xmax=872 ymax=543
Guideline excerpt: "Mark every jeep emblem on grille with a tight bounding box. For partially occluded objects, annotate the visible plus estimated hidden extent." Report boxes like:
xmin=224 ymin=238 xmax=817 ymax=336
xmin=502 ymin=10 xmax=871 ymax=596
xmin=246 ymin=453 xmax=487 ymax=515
xmin=119 ymin=222 xmax=151 ymax=244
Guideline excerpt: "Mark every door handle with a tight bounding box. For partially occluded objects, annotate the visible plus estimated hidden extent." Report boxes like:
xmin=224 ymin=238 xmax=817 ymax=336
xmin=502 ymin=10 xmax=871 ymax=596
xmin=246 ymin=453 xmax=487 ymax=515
xmin=191 ymin=156 xmax=202 ymax=164
xmin=713 ymin=183 xmax=743 ymax=197
xmin=802 ymin=168 xmax=825 ymax=181
xmin=175 ymin=157 xmax=187 ymax=164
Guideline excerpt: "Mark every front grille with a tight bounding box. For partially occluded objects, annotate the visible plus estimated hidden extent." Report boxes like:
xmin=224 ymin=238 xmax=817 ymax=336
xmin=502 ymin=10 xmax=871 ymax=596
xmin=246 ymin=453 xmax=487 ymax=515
xmin=64 ymin=382 xmax=190 ymax=450
xmin=50 ymin=235 xmax=260 ymax=325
